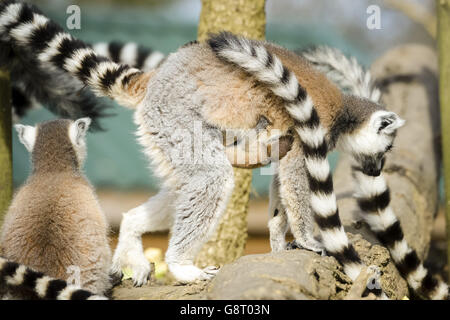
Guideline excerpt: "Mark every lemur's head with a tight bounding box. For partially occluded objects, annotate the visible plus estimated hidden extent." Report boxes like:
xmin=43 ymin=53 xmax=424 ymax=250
xmin=15 ymin=118 xmax=91 ymax=171
xmin=336 ymin=95 xmax=405 ymax=177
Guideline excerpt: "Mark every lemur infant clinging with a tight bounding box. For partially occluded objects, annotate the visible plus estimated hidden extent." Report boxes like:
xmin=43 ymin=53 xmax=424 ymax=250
xmin=2 ymin=0 xmax=447 ymax=299
xmin=0 ymin=118 xmax=111 ymax=299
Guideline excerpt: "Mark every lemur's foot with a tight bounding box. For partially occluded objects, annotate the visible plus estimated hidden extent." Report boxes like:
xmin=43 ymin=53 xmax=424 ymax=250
xmin=270 ymin=239 xmax=287 ymax=253
xmin=287 ymin=239 xmax=326 ymax=256
xmin=110 ymin=246 xmax=152 ymax=287
xmin=109 ymin=272 xmax=123 ymax=287
xmin=168 ymin=263 xmax=219 ymax=284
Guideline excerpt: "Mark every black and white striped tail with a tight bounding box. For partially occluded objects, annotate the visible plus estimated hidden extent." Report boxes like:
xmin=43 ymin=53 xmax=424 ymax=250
xmin=9 ymin=40 xmax=164 ymax=120
xmin=91 ymin=41 xmax=164 ymax=72
xmin=207 ymin=31 xmax=371 ymax=286
xmin=0 ymin=256 xmax=107 ymax=300
xmin=0 ymin=0 xmax=143 ymax=108
xmin=11 ymin=83 xmax=35 ymax=120
xmin=299 ymin=46 xmax=381 ymax=102
xmin=353 ymin=167 xmax=449 ymax=299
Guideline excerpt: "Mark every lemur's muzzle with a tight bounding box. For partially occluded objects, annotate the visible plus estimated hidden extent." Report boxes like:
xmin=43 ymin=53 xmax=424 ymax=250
xmin=361 ymin=156 xmax=385 ymax=177
xmin=362 ymin=166 xmax=381 ymax=177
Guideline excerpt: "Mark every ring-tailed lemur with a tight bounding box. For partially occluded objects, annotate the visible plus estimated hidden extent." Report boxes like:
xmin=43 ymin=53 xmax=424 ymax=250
xmin=4 ymin=39 xmax=165 ymax=122
xmin=0 ymin=118 xmax=110 ymax=300
xmin=0 ymin=257 xmax=107 ymax=300
xmin=0 ymin=1 xmax=445 ymax=299
xmin=299 ymin=46 xmax=448 ymax=299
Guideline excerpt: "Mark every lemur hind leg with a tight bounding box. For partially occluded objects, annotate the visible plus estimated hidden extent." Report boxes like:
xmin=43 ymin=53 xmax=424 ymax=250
xmin=111 ymin=189 xmax=176 ymax=286
xmin=277 ymin=139 xmax=325 ymax=255
xmin=268 ymin=173 xmax=289 ymax=252
xmin=165 ymin=145 xmax=235 ymax=283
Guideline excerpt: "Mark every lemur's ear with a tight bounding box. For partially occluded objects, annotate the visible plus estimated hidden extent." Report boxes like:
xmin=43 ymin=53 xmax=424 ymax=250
xmin=374 ymin=111 xmax=405 ymax=135
xmin=14 ymin=124 xmax=37 ymax=152
xmin=70 ymin=117 xmax=91 ymax=146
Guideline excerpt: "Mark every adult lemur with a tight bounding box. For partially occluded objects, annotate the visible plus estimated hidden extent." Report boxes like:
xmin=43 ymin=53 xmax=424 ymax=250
xmin=300 ymin=46 xmax=449 ymax=299
xmin=0 ymin=0 xmax=446 ymax=299
xmin=0 ymin=118 xmax=109 ymax=300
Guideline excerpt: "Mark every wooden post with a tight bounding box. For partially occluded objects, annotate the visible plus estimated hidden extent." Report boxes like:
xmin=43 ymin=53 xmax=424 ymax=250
xmin=437 ymin=0 xmax=450 ymax=281
xmin=0 ymin=70 xmax=12 ymax=225
xmin=195 ymin=0 xmax=266 ymax=268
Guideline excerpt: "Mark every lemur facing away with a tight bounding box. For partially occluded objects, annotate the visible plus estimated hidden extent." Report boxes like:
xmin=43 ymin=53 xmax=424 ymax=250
xmin=0 ymin=118 xmax=110 ymax=300
xmin=0 ymin=0 xmax=446 ymax=299
xmin=6 ymin=40 xmax=165 ymax=120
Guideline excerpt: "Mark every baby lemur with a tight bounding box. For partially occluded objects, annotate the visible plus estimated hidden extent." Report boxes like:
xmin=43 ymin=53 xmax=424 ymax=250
xmin=0 ymin=118 xmax=111 ymax=299
xmin=0 ymin=0 xmax=447 ymax=299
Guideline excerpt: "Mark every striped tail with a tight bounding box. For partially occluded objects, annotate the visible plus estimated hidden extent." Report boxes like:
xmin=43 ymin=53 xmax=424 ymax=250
xmin=299 ymin=46 xmax=381 ymax=102
xmin=0 ymin=0 xmax=147 ymax=109
xmin=0 ymin=257 xmax=107 ymax=300
xmin=8 ymin=40 xmax=164 ymax=120
xmin=0 ymin=31 xmax=109 ymax=129
xmin=11 ymin=83 xmax=36 ymax=120
xmin=91 ymin=41 xmax=165 ymax=72
xmin=353 ymin=171 xmax=449 ymax=299
xmin=306 ymin=46 xmax=449 ymax=300
xmin=207 ymin=32 xmax=372 ymax=287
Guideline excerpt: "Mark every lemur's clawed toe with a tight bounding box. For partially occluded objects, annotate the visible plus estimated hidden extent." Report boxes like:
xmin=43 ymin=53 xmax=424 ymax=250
xmin=169 ymin=264 xmax=220 ymax=284
xmin=286 ymin=240 xmax=325 ymax=256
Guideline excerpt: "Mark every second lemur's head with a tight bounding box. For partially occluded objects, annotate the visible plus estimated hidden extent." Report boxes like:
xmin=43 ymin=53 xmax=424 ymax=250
xmin=15 ymin=118 xmax=91 ymax=173
xmin=334 ymin=95 xmax=405 ymax=177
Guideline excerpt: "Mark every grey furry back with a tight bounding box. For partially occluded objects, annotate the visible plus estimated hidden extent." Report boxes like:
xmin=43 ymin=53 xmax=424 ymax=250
xmin=0 ymin=39 xmax=109 ymax=130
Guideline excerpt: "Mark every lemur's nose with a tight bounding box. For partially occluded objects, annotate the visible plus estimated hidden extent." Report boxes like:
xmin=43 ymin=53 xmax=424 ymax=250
xmin=365 ymin=167 xmax=381 ymax=177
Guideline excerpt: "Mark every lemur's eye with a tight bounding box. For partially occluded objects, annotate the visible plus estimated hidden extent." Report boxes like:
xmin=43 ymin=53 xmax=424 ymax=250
xmin=386 ymin=144 xmax=393 ymax=152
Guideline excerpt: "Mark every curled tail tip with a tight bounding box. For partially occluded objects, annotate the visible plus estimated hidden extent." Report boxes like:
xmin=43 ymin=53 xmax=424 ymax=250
xmin=207 ymin=31 xmax=242 ymax=53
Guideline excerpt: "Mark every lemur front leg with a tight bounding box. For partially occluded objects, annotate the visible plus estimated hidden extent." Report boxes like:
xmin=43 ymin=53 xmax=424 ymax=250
xmin=111 ymin=189 xmax=176 ymax=286
xmin=268 ymin=173 xmax=289 ymax=252
xmin=277 ymin=140 xmax=325 ymax=255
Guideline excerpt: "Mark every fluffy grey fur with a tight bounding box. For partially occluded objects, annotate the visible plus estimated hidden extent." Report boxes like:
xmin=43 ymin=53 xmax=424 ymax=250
xmin=268 ymin=142 xmax=324 ymax=254
xmin=120 ymin=51 xmax=235 ymax=283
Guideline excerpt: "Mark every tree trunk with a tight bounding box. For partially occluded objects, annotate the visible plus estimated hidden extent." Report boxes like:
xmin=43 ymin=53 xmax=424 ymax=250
xmin=0 ymin=70 xmax=11 ymax=225
xmin=437 ymin=0 xmax=450 ymax=282
xmin=195 ymin=0 xmax=266 ymax=268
